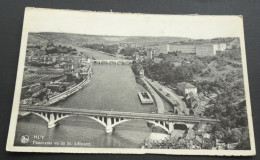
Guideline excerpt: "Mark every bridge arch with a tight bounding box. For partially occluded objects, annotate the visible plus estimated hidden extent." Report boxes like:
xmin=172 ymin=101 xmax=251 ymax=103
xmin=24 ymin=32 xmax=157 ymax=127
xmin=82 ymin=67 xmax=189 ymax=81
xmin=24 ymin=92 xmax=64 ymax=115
xmin=174 ymin=123 xmax=188 ymax=130
xmin=30 ymin=112 xmax=109 ymax=129
xmin=146 ymin=120 xmax=171 ymax=133
xmin=31 ymin=112 xmax=50 ymax=123
xmin=30 ymin=111 xmax=174 ymax=134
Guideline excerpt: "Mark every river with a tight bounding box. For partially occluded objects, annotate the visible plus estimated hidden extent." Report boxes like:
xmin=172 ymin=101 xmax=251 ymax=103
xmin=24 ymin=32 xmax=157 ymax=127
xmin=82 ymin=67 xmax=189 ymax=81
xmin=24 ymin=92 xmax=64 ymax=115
xmin=14 ymin=48 xmax=165 ymax=148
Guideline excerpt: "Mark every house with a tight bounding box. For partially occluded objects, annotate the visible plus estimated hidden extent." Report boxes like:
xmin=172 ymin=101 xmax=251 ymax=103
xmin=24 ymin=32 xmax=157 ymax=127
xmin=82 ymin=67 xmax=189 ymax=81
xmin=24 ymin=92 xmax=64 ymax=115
xmin=177 ymin=82 xmax=197 ymax=96
xmin=216 ymin=139 xmax=227 ymax=150
xmin=227 ymin=142 xmax=239 ymax=150
xmin=203 ymin=133 xmax=212 ymax=142
xmin=164 ymin=55 xmax=183 ymax=66
xmin=147 ymin=50 xmax=153 ymax=59
xmin=172 ymin=61 xmax=182 ymax=67
xmin=139 ymin=69 xmax=144 ymax=78
xmin=193 ymin=136 xmax=203 ymax=147
xmin=153 ymin=57 xmax=163 ymax=63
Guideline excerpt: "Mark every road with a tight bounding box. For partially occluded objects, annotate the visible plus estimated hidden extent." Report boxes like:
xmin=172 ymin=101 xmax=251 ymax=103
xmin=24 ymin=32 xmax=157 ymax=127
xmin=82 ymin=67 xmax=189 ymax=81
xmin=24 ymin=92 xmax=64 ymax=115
xmin=141 ymin=78 xmax=165 ymax=114
xmin=144 ymin=77 xmax=189 ymax=115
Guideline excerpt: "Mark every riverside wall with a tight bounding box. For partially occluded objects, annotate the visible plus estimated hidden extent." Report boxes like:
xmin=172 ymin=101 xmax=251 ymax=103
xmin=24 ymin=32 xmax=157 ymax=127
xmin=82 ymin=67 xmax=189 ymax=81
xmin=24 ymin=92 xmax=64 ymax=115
xmin=140 ymin=78 xmax=164 ymax=114
xmin=144 ymin=77 xmax=187 ymax=115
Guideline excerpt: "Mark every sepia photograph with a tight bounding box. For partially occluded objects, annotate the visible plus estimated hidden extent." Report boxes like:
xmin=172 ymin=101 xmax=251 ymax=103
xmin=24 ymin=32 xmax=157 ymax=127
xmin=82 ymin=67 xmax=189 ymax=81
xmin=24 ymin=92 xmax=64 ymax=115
xmin=6 ymin=7 xmax=255 ymax=156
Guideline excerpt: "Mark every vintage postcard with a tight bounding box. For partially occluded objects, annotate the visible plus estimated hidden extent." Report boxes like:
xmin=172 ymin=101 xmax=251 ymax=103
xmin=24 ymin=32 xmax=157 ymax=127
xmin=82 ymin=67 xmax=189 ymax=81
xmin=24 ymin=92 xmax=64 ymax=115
xmin=6 ymin=7 xmax=255 ymax=156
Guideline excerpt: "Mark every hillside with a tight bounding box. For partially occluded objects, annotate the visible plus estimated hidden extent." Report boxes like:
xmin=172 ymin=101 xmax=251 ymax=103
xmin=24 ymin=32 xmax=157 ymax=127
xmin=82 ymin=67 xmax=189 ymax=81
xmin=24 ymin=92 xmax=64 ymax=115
xmin=194 ymin=58 xmax=245 ymax=103
xmin=196 ymin=61 xmax=242 ymax=82
xmin=28 ymin=32 xmax=190 ymax=45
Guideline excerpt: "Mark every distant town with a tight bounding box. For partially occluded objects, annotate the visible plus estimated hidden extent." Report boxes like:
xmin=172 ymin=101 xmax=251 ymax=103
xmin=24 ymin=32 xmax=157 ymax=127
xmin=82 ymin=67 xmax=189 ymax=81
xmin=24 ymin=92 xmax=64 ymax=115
xmin=17 ymin=32 xmax=249 ymax=150
xmin=21 ymin=41 xmax=92 ymax=106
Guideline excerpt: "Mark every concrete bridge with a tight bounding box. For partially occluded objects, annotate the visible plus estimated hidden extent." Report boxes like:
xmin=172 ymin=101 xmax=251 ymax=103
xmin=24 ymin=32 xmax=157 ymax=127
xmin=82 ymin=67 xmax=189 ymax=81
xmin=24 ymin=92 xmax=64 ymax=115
xmin=19 ymin=105 xmax=219 ymax=134
xmin=91 ymin=59 xmax=133 ymax=65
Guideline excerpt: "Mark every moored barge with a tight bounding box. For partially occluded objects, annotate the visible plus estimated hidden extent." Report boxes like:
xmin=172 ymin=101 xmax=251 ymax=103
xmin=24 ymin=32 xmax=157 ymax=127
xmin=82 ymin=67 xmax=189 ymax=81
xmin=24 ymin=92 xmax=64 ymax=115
xmin=138 ymin=92 xmax=154 ymax=104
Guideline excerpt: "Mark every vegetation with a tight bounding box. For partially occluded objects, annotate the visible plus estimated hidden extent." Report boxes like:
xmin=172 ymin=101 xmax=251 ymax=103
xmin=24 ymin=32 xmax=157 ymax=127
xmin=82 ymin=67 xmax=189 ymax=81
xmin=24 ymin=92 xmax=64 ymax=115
xmin=119 ymin=46 xmax=139 ymax=56
xmin=132 ymin=46 xmax=249 ymax=149
xmin=82 ymin=43 xmax=119 ymax=55
xmin=45 ymin=42 xmax=77 ymax=54
xmin=217 ymin=48 xmax=242 ymax=61
xmin=203 ymin=96 xmax=250 ymax=149
xmin=139 ymin=59 xmax=205 ymax=84
xmin=131 ymin=61 xmax=143 ymax=75
xmin=28 ymin=61 xmax=57 ymax=67
xmin=144 ymin=138 xmax=191 ymax=149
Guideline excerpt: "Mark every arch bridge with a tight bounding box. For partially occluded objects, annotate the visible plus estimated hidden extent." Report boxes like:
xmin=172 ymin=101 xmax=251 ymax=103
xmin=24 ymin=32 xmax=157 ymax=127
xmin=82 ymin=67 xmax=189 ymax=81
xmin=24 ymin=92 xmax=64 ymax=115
xmin=19 ymin=105 xmax=219 ymax=134
xmin=91 ymin=59 xmax=133 ymax=65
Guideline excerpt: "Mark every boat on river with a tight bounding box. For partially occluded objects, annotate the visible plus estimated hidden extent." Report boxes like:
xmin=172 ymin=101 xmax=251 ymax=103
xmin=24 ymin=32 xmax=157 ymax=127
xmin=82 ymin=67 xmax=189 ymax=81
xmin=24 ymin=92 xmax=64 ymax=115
xmin=138 ymin=92 xmax=154 ymax=104
xmin=37 ymin=76 xmax=90 ymax=106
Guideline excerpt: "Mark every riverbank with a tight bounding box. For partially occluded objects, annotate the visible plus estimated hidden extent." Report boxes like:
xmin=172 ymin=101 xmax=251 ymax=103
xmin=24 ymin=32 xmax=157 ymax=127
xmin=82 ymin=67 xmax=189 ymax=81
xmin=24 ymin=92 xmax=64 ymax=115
xmin=139 ymin=78 xmax=165 ymax=114
xmin=144 ymin=77 xmax=189 ymax=115
xmin=148 ymin=132 xmax=170 ymax=141
xmin=19 ymin=75 xmax=92 ymax=116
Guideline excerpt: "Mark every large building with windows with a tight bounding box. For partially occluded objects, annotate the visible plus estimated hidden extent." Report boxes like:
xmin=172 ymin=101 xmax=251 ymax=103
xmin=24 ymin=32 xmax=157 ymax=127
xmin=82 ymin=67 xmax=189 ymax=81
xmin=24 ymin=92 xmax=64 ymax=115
xmin=157 ymin=43 xmax=226 ymax=57
xmin=169 ymin=44 xmax=196 ymax=54
xmin=196 ymin=44 xmax=218 ymax=56
xmin=215 ymin=43 xmax=227 ymax=51
xmin=177 ymin=82 xmax=197 ymax=96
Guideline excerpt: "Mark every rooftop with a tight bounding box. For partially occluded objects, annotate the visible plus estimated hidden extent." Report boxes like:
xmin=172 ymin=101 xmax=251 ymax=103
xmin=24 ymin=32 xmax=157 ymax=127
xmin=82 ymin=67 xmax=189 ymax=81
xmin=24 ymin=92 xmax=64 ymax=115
xmin=177 ymin=82 xmax=197 ymax=90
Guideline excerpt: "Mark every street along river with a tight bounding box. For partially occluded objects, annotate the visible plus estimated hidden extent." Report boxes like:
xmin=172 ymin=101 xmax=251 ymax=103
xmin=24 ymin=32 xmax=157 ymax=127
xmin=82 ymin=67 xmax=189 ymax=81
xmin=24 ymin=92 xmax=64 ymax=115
xmin=15 ymin=48 xmax=170 ymax=148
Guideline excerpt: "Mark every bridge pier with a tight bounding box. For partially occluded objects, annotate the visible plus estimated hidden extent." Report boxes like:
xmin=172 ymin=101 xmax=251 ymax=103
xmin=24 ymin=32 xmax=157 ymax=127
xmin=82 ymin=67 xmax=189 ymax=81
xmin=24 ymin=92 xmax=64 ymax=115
xmin=105 ymin=117 xmax=113 ymax=134
xmin=48 ymin=113 xmax=58 ymax=128
xmin=48 ymin=121 xmax=57 ymax=128
xmin=168 ymin=122 xmax=174 ymax=133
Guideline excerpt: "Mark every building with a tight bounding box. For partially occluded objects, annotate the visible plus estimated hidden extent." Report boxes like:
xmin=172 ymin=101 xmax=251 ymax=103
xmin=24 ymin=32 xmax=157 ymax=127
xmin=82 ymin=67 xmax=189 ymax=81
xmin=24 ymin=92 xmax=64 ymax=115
xmin=52 ymin=56 xmax=59 ymax=62
xmin=147 ymin=50 xmax=153 ymax=59
xmin=158 ymin=44 xmax=170 ymax=54
xmin=163 ymin=55 xmax=183 ymax=66
xmin=177 ymin=82 xmax=197 ymax=96
xmin=31 ymin=56 xmax=39 ymax=63
xmin=169 ymin=44 xmax=196 ymax=54
xmin=196 ymin=44 xmax=218 ymax=56
xmin=139 ymin=69 xmax=144 ymax=78
xmin=36 ymin=68 xmax=67 ymax=75
xmin=215 ymin=43 xmax=227 ymax=51
xmin=153 ymin=57 xmax=163 ymax=63
xmin=156 ymin=43 xmax=226 ymax=57
xmin=172 ymin=61 xmax=182 ymax=66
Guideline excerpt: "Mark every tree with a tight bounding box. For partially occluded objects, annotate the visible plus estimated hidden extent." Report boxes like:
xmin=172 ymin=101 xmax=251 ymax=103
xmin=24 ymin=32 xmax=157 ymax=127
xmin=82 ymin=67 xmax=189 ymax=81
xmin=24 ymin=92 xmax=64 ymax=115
xmin=143 ymin=138 xmax=191 ymax=149
xmin=235 ymin=128 xmax=250 ymax=150
xmin=230 ymin=128 xmax=242 ymax=143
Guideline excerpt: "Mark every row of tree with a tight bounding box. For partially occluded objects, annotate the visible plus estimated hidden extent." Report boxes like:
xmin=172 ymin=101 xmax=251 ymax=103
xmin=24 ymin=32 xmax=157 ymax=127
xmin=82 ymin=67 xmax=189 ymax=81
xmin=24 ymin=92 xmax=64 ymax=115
xmin=45 ymin=42 xmax=77 ymax=54
xmin=142 ymin=60 xmax=206 ymax=84
xmin=119 ymin=47 xmax=139 ymax=56
xmin=82 ymin=43 xmax=119 ymax=54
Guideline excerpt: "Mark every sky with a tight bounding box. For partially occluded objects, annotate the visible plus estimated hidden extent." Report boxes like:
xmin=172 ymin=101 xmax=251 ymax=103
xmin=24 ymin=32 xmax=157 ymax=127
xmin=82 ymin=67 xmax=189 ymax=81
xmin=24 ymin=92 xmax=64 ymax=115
xmin=23 ymin=7 xmax=244 ymax=39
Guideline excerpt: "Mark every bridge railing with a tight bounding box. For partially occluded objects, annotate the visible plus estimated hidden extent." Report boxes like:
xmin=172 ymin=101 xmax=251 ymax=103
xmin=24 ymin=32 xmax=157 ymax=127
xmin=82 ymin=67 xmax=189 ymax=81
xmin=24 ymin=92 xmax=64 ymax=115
xmin=19 ymin=105 xmax=219 ymax=123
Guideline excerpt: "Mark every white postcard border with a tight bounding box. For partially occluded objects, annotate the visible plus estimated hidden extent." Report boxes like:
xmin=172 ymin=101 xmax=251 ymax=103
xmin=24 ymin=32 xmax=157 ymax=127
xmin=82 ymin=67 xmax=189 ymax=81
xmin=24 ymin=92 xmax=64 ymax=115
xmin=6 ymin=7 xmax=256 ymax=156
